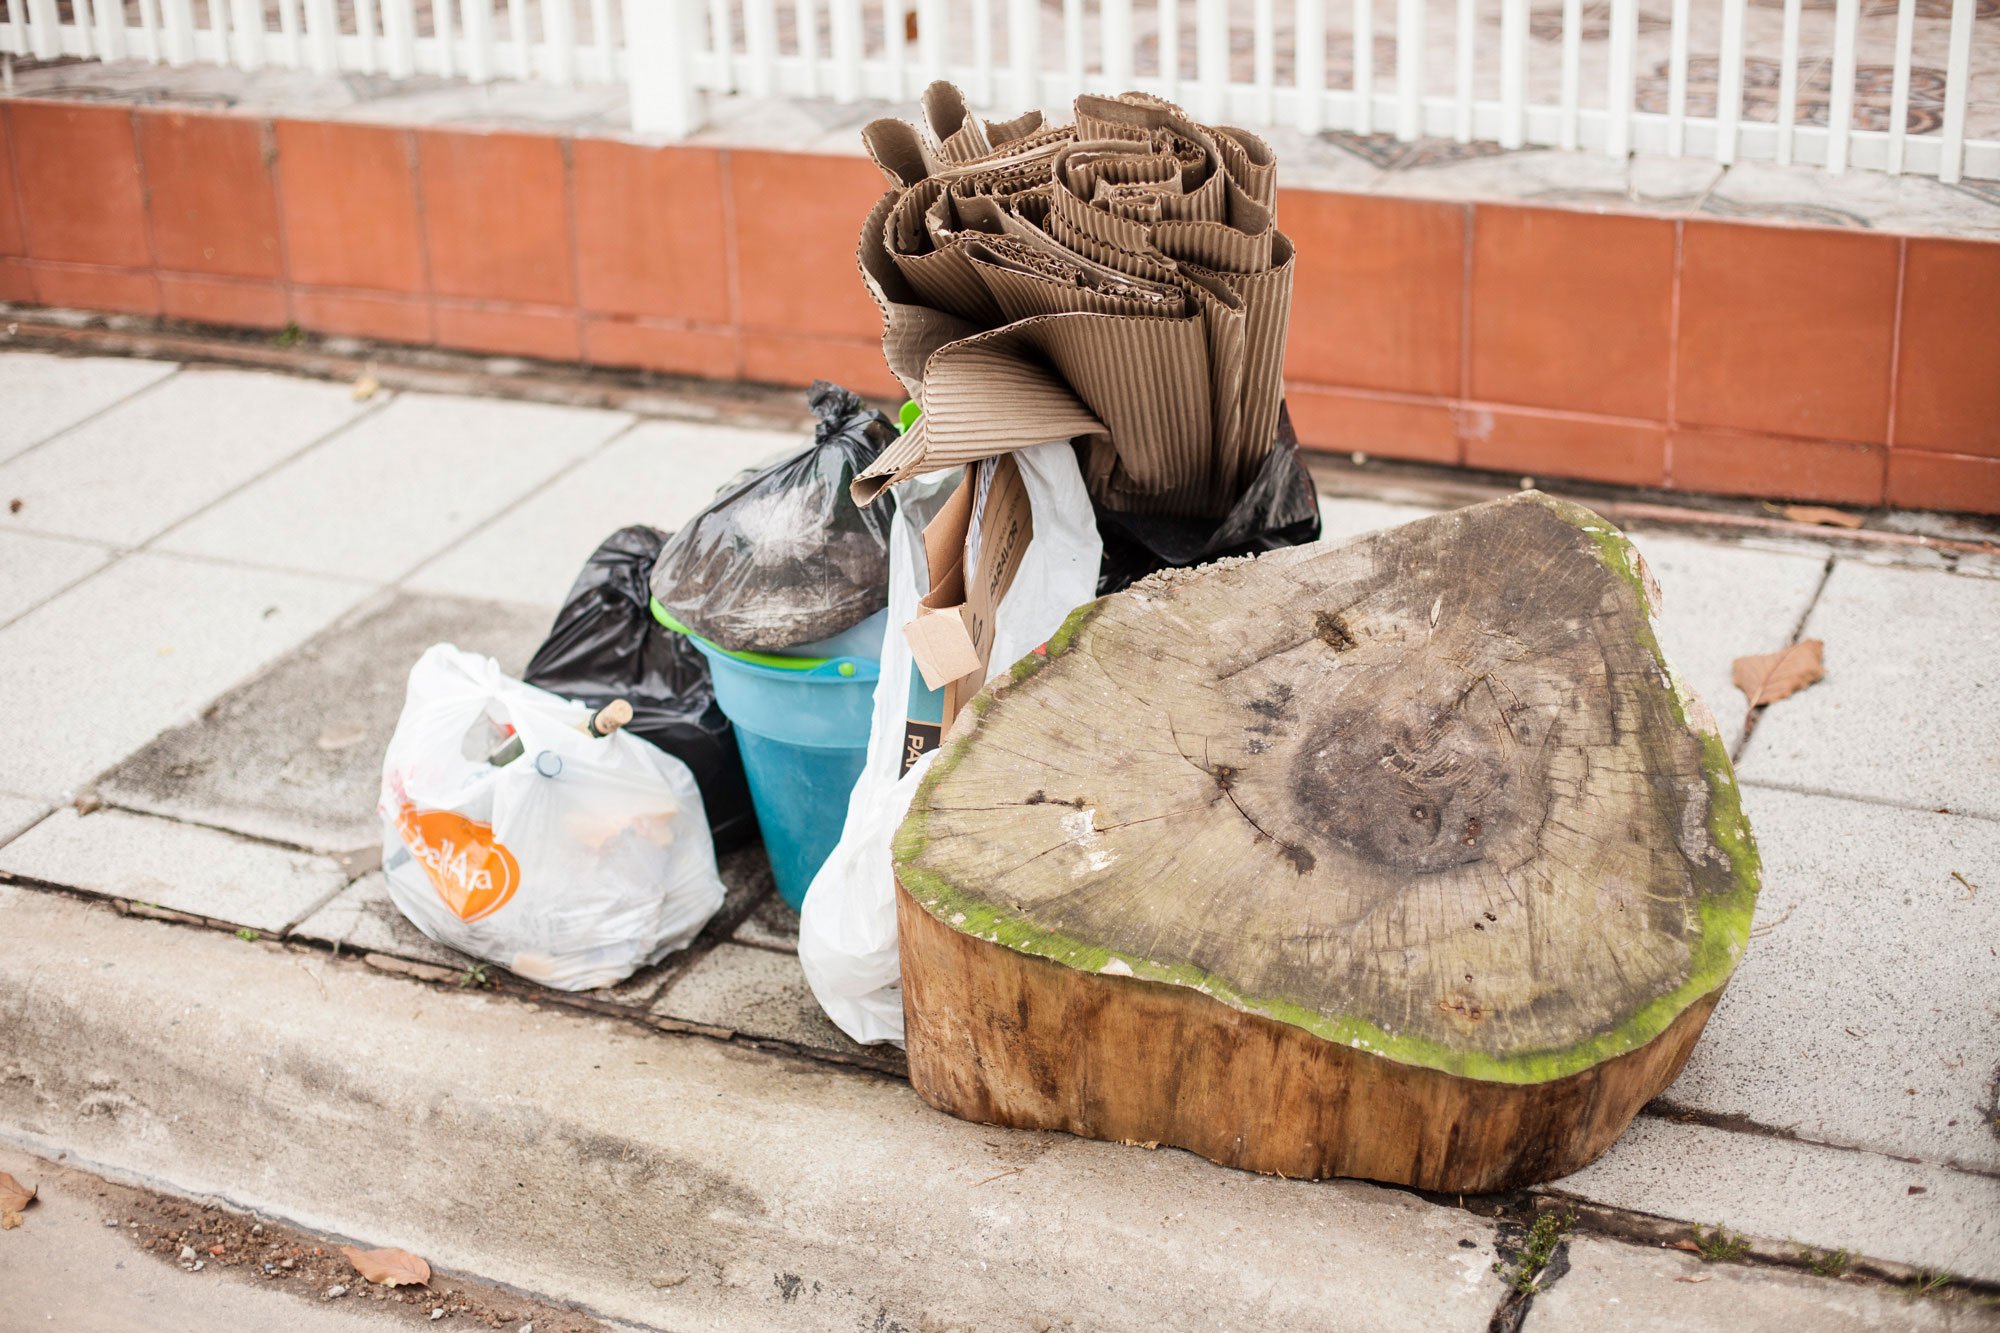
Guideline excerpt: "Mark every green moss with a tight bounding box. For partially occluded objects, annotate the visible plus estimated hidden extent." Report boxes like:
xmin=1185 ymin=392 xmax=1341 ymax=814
xmin=895 ymin=497 xmax=1761 ymax=1086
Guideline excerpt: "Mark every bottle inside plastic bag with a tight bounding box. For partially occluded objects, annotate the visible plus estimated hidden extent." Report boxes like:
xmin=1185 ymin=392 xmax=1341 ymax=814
xmin=379 ymin=645 xmax=726 ymax=992
xmin=650 ymin=382 xmax=898 ymax=654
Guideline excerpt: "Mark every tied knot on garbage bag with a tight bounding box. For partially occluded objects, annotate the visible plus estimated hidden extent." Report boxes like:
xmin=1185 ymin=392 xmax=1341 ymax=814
xmin=853 ymin=83 xmax=1295 ymax=522
xmin=651 ymin=382 xmax=900 ymax=655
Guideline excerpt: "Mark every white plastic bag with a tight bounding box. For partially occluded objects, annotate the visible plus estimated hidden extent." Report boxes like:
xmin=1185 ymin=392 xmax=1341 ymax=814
xmin=798 ymin=441 xmax=1103 ymax=1044
xmin=379 ymin=645 xmax=726 ymax=991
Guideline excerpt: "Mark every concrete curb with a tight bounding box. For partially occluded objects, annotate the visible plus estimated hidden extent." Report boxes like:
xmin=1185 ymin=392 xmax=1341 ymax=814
xmin=0 ymin=885 xmax=1509 ymax=1331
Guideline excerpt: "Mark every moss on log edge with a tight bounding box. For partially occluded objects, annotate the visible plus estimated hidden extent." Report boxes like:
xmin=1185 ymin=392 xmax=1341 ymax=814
xmin=893 ymin=493 xmax=1761 ymax=1087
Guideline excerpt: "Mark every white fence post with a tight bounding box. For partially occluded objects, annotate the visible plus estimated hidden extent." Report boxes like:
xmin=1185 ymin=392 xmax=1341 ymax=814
xmin=26 ymin=0 xmax=58 ymax=60
xmin=1604 ymin=0 xmax=1635 ymax=158
xmin=230 ymin=0 xmax=264 ymax=68
xmin=1102 ymin=0 xmax=1132 ymax=90
xmin=1825 ymin=0 xmax=1858 ymax=172
xmin=1716 ymin=0 xmax=1745 ymax=165
xmin=1194 ymin=0 xmax=1226 ymax=120
xmin=1939 ymin=0 xmax=1974 ymax=183
xmin=1351 ymin=0 xmax=1373 ymax=134
xmin=1499 ymin=0 xmax=1526 ymax=148
xmin=160 ymin=0 xmax=195 ymax=65
xmin=1297 ymin=0 xmax=1326 ymax=134
xmin=1008 ymin=0 xmax=1038 ymax=110
xmin=462 ymin=0 xmax=496 ymax=83
xmin=1885 ymin=0 xmax=1915 ymax=175
xmin=625 ymin=0 xmax=700 ymax=136
xmin=1775 ymin=0 xmax=1801 ymax=164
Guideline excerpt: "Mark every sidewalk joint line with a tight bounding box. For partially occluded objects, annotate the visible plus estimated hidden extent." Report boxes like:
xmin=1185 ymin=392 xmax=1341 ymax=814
xmin=0 ymin=359 xmax=186 ymax=469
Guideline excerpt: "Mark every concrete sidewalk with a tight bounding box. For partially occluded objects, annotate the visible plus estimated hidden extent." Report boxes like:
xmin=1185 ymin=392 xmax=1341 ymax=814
xmin=0 ymin=348 xmax=1996 ymax=1327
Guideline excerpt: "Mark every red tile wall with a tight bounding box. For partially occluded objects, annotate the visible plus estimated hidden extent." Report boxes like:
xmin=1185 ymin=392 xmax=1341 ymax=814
xmin=2 ymin=96 xmax=1995 ymax=515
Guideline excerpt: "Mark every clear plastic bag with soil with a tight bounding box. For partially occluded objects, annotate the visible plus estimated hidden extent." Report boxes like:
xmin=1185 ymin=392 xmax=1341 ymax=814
xmin=1093 ymin=401 xmax=1324 ymax=596
xmin=524 ymin=525 xmax=757 ymax=852
xmin=650 ymin=382 xmax=899 ymax=654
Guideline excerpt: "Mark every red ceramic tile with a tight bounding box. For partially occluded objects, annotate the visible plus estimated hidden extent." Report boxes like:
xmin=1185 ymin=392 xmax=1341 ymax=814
xmin=28 ymin=262 xmax=159 ymax=316
xmin=729 ymin=149 xmax=890 ymax=340
xmin=1284 ymin=384 xmax=1459 ymax=464
xmin=0 ymin=113 xmax=23 ymax=255
xmin=585 ymin=317 xmax=740 ymax=381
xmin=8 ymin=101 xmax=150 ymax=268
xmin=0 ymin=257 xmax=34 ymax=302
xmin=433 ymin=302 xmax=583 ymax=362
xmin=1894 ymin=238 xmax=2000 ymax=460
xmin=139 ymin=111 xmax=281 ymax=280
xmin=1462 ymin=407 xmax=1666 ymax=487
xmin=1470 ymin=205 xmax=1675 ymax=421
xmin=159 ymin=274 xmax=289 ymax=330
xmin=1670 ymin=428 xmax=1883 ymax=506
xmin=1886 ymin=449 xmax=2000 ymax=515
xmin=739 ymin=330 xmax=901 ymax=400
xmin=275 ymin=120 xmax=425 ymax=294
xmin=573 ymin=140 xmax=732 ymax=325
xmin=1676 ymin=220 xmax=1898 ymax=444
xmin=418 ymin=130 xmax=574 ymax=307
xmin=292 ymin=288 xmax=433 ymax=344
xmin=1281 ymin=191 xmax=1465 ymax=397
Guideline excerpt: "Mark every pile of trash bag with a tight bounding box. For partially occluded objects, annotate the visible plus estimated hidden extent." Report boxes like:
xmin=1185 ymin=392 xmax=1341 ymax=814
xmin=379 ymin=646 xmax=726 ymax=992
xmin=651 ymin=382 xmax=899 ymax=655
xmin=524 ymin=525 xmax=757 ymax=852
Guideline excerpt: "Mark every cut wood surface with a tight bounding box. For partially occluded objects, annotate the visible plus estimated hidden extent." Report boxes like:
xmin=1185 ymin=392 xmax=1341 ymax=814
xmin=894 ymin=492 xmax=1761 ymax=1191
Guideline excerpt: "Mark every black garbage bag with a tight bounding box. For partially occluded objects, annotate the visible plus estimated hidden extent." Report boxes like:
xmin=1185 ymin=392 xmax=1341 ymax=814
xmin=650 ymin=381 xmax=898 ymax=654
xmin=525 ymin=525 xmax=757 ymax=853
xmin=1094 ymin=401 xmax=1324 ymax=596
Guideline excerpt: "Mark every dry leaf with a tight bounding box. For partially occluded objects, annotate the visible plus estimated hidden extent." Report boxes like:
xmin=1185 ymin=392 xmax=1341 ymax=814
xmin=1777 ymin=504 xmax=1864 ymax=529
xmin=0 ymin=1171 xmax=37 ymax=1229
xmin=340 ymin=1245 xmax=431 ymax=1287
xmin=1732 ymin=639 xmax=1825 ymax=707
xmin=1674 ymin=1274 xmax=1712 ymax=1284
xmin=352 ymin=374 xmax=380 ymax=401
xmin=1668 ymin=1239 xmax=1701 ymax=1253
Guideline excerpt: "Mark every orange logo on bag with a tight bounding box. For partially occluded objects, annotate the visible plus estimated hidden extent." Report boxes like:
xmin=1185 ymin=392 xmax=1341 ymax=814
xmin=395 ymin=805 xmax=521 ymax=922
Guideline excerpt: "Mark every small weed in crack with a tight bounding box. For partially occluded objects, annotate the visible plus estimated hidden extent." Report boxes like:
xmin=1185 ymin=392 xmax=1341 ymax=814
xmin=1692 ymin=1222 xmax=1751 ymax=1263
xmin=1493 ymin=1211 xmax=1573 ymax=1294
xmin=1800 ymin=1245 xmax=1852 ymax=1278
xmin=1909 ymin=1270 xmax=1956 ymax=1299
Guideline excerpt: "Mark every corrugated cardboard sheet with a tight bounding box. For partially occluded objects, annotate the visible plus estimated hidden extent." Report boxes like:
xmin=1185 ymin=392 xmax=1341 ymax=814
xmin=853 ymin=83 xmax=1295 ymax=521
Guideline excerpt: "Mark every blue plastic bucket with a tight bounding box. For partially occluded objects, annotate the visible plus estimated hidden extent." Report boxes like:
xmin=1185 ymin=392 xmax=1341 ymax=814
xmin=653 ymin=600 xmax=878 ymax=910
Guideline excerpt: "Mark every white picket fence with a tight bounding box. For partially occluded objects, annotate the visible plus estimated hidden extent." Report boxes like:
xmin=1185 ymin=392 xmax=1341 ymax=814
xmin=3 ymin=1 xmax=1994 ymax=182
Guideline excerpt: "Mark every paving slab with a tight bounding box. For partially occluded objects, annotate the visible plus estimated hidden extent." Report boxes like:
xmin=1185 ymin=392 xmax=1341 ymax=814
xmin=1626 ymin=532 xmax=1830 ymax=748
xmin=732 ymin=888 xmax=800 ymax=952
xmin=291 ymin=870 xmax=472 ymax=970
xmin=0 ymin=552 xmax=372 ymax=799
xmin=156 ymin=392 xmax=633 ymax=582
xmin=0 ymin=529 xmax=117 ymax=625
xmin=0 ymin=351 xmax=179 ymax=462
xmin=1314 ymin=496 xmax=1442 ymax=546
xmin=0 ymin=885 xmax=1513 ymax=1332
xmin=405 ymin=417 xmax=803 ymax=609
xmin=652 ymin=942 xmax=858 ymax=1054
xmin=1669 ymin=784 xmax=2000 ymax=1172
xmin=1738 ymin=561 xmax=2000 ymax=817
xmin=1525 ymin=1234 xmax=1992 ymax=1332
xmin=0 ymin=793 xmax=52 ymax=845
xmin=1548 ymin=1117 xmax=2000 ymax=1281
xmin=0 ymin=368 xmax=372 ymax=545
xmin=0 ymin=808 xmax=347 ymax=932
xmin=98 ymin=593 xmax=552 ymax=851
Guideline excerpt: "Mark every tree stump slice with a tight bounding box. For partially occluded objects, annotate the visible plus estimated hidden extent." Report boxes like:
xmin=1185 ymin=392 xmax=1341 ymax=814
xmin=893 ymin=492 xmax=1760 ymax=1192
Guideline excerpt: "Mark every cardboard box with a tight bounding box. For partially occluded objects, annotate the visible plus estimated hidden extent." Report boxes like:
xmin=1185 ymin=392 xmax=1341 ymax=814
xmin=898 ymin=455 xmax=1035 ymax=771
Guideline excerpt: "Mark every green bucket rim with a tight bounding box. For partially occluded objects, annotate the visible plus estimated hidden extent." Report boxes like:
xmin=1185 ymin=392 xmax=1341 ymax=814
xmin=649 ymin=597 xmax=845 ymax=672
